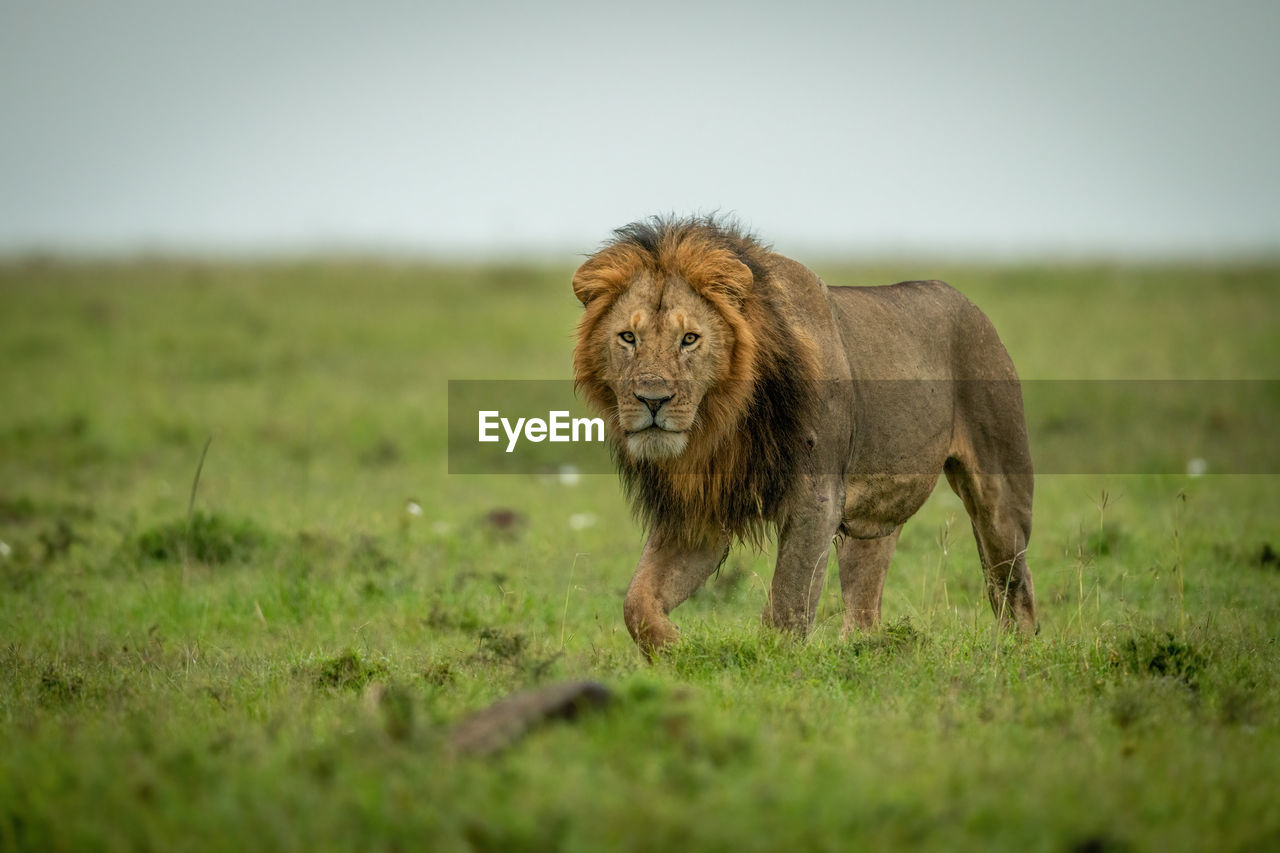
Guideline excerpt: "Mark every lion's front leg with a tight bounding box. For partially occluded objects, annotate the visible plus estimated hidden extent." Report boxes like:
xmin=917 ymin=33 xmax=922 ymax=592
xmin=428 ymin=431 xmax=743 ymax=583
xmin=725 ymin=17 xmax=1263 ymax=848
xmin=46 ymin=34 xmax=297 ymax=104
xmin=837 ymin=526 xmax=902 ymax=636
xmin=764 ymin=478 xmax=844 ymax=635
xmin=624 ymin=531 xmax=729 ymax=658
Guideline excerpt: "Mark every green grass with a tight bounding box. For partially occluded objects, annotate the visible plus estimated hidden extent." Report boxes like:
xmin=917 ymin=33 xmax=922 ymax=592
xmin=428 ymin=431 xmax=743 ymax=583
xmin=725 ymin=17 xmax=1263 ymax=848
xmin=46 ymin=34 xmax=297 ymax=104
xmin=1 ymin=257 xmax=1278 ymax=851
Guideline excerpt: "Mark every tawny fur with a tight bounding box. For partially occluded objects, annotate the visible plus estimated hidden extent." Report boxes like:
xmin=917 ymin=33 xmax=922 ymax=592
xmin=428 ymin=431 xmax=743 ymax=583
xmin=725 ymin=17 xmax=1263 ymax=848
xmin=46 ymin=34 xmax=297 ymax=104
xmin=572 ymin=216 xmax=1038 ymax=656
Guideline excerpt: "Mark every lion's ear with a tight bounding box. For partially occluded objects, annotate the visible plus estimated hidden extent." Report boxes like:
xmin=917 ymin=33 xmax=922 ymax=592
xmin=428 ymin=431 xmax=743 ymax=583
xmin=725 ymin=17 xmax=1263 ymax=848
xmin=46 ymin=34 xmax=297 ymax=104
xmin=695 ymin=258 xmax=754 ymax=306
xmin=723 ymin=259 xmax=754 ymax=302
xmin=572 ymin=249 xmax=635 ymax=306
xmin=571 ymin=261 xmax=605 ymax=306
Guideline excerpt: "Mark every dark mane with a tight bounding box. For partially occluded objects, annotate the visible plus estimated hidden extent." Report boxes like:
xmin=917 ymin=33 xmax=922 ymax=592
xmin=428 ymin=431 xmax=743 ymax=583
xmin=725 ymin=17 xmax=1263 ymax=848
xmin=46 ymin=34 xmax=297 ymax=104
xmin=578 ymin=215 xmax=820 ymax=548
xmin=604 ymin=214 xmax=774 ymax=288
xmin=619 ymin=343 xmax=816 ymax=548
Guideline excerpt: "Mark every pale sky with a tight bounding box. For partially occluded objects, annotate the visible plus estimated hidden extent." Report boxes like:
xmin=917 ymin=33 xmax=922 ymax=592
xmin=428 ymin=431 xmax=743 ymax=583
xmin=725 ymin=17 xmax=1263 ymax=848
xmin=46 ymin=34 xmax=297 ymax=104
xmin=2 ymin=0 xmax=1277 ymax=257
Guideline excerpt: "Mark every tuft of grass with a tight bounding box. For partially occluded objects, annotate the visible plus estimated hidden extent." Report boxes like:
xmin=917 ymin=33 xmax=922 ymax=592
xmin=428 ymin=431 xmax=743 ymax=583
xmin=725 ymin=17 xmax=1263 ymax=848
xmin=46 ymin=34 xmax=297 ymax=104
xmin=133 ymin=511 xmax=270 ymax=565
xmin=476 ymin=627 xmax=528 ymax=663
xmin=422 ymin=661 xmax=457 ymax=686
xmin=671 ymin=634 xmax=762 ymax=673
xmin=37 ymin=664 xmax=84 ymax=706
xmin=1113 ymin=631 xmax=1207 ymax=689
xmin=842 ymin=616 xmax=926 ymax=657
xmin=315 ymin=649 xmax=389 ymax=690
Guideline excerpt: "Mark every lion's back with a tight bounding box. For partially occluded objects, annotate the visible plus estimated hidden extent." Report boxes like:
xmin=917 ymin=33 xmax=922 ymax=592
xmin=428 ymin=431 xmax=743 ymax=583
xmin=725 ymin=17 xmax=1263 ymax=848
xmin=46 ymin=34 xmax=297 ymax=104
xmin=825 ymin=280 xmax=1018 ymax=381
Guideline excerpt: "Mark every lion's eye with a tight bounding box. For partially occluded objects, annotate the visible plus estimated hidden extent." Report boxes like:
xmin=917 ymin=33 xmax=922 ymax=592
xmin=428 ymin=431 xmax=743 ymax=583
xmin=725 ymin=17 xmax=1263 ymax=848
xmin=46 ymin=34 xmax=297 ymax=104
xmin=681 ymin=332 xmax=700 ymax=347
xmin=619 ymin=331 xmax=636 ymax=344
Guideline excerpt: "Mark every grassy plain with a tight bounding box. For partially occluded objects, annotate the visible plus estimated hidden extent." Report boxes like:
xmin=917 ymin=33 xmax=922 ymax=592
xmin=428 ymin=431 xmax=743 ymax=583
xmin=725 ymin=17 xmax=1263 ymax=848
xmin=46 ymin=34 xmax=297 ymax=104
xmin=1 ymin=257 xmax=1277 ymax=851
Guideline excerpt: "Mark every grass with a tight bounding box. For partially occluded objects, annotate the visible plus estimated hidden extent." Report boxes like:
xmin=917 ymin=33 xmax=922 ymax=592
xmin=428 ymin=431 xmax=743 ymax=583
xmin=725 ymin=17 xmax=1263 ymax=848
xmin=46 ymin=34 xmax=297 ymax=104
xmin=1 ymin=257 xmax=1278 ymax=851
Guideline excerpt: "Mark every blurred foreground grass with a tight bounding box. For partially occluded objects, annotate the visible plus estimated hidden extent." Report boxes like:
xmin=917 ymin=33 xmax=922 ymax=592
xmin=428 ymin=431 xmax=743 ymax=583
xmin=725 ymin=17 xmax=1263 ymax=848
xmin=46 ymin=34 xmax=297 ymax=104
xmin=1 ymin=257 xmax=1278 ymax=851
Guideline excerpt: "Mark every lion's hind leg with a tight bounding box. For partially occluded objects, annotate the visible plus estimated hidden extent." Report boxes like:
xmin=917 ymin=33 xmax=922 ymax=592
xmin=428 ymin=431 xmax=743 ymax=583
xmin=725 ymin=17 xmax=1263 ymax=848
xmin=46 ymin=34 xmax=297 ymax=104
xmin=836 ymin=527 xmax=901 ymax=637
xmin=942 ymin=457 xmax=1038 ymax=634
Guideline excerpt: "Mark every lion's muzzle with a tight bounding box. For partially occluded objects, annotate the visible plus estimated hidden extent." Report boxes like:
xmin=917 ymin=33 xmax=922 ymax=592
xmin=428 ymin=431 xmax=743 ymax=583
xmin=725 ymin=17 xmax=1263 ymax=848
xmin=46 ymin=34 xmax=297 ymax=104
xmin=634 ymin=390 xmax=673 ymax=415
xmin=633 ymin=373 xmax=674 ymax=413
xmin=623 ymin=373 xmax=681 ymax=433
xmin=622 ymin=376 xmax=689 ymax=460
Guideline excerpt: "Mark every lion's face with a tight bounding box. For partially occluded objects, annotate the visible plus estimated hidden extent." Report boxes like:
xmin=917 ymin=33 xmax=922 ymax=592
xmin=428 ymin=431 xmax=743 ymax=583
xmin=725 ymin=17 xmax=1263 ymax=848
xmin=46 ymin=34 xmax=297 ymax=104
xmin=596 ymin=273 xmax=736 ymax=460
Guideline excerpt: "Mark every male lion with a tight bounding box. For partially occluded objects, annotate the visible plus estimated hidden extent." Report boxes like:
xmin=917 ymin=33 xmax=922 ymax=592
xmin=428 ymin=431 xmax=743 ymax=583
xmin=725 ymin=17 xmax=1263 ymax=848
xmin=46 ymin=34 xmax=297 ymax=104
xmin=572 ymin=216 xmax=1037 ymax=656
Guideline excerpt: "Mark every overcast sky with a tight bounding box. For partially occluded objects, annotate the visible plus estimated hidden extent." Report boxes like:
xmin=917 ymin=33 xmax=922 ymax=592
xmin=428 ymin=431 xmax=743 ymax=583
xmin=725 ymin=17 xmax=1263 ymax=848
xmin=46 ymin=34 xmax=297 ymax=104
xmin=2 ymin=0 xmax=1277 ymax=257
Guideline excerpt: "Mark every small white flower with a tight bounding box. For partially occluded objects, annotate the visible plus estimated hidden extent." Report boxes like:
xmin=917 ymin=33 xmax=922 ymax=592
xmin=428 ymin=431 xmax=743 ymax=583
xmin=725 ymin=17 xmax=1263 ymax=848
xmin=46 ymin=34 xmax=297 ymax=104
xmin=405 ymin=500 xmax=424 ymax=516
xmin=558 ymin=465 xmax=581 ymax=486
xmin=568 ymin=513 xmax=597 ymax=530
xmin=1186 ymin=458 xmax=1208 ymax=477
xmin=0 ymin=540 xmax=10 ymax=559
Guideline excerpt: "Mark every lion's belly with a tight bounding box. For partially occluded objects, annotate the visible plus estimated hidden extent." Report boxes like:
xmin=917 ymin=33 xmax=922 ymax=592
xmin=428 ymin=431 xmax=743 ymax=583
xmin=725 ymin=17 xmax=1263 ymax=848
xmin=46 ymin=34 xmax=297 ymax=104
xmin=840 ymin=473 xmax=940 ymax=538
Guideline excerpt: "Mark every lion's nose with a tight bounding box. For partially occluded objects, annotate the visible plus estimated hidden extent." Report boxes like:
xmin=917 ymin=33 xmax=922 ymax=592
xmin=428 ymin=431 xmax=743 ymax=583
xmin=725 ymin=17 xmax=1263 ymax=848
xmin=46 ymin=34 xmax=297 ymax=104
xmin=635 ymin=391 xmax=673 ymax=415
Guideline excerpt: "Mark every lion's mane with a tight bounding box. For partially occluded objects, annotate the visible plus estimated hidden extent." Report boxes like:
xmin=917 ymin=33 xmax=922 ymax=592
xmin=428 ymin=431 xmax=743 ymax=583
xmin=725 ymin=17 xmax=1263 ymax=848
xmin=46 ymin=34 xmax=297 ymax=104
xmin=572 ymin=216 xmax=821 ymax=547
